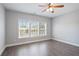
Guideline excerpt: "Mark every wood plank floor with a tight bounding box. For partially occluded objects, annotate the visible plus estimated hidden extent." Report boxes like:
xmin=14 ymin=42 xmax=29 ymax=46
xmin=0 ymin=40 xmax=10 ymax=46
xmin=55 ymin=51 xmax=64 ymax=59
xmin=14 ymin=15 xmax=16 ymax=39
xmin=2 ymin=40 xmax=79 ymax=56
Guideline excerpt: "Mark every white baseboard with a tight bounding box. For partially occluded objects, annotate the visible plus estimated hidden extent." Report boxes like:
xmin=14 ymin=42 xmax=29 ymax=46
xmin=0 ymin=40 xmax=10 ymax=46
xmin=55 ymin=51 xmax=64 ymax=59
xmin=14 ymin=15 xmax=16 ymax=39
xmin=6 ymin=39 xmax=51 ymax=47
xmin=0 ymin=46 xmax=6 ymax=56
xmin=52 ymin=37 xmax=79 ymax=47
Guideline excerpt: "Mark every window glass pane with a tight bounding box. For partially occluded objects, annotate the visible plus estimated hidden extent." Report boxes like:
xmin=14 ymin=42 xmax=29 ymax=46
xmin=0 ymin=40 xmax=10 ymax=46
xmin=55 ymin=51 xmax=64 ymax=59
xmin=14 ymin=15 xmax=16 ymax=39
xmin=30 ymin=22 xmax=39 ymax=37
xmin=19 ymin=29 xmax=28 ymax=37
xmin=18 ymin=19 xmax=29 ymax=38
xmin=39 ymin=23 xmax=47 ymax=36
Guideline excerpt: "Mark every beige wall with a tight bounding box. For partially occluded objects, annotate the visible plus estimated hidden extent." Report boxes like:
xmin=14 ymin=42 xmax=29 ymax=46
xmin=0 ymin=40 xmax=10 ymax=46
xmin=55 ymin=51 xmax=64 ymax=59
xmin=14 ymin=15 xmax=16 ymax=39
xmin=52 ymin=10 xmax=79 ymax=46
xmin=0 ymin=4 xmax=5 ymax=55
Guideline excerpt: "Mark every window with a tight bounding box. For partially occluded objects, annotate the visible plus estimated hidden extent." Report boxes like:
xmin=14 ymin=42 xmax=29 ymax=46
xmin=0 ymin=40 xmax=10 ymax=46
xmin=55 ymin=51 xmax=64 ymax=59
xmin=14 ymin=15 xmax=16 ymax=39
xmin=39 ymin=23 xmax=47 ymax=36
xmin=30 ymin=22 xmax=39 ymax=37
xmin=18 ymin=20 xmax=29 ymax=38
xmin=18 ymin=20 xmax=47 ymax=38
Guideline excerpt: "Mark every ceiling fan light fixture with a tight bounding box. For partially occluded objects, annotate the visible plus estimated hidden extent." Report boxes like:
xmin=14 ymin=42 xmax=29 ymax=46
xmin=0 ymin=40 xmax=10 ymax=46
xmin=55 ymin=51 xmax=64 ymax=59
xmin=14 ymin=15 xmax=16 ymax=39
xmin=47 ymin=8 xmax=54 ymax=13
xmin=49 ymin=8 xmax=53 ymax=11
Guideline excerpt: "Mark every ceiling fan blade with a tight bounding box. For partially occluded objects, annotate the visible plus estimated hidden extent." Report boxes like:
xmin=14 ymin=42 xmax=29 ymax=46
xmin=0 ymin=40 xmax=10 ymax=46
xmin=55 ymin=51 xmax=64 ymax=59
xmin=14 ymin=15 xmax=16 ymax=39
xmin=54 ymin=5 xmax=64 ymax=8
xmin=50 ymin=5 xmax=64 ymax=8
xmin=42 ymin=9 xmax=47 ymax=12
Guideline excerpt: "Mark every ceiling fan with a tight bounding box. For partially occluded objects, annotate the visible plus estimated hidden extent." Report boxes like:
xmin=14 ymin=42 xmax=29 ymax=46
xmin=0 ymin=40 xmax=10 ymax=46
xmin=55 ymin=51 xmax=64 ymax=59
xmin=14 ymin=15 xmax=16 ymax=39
xmin=39 ymin=3 xmax=64 ymax=13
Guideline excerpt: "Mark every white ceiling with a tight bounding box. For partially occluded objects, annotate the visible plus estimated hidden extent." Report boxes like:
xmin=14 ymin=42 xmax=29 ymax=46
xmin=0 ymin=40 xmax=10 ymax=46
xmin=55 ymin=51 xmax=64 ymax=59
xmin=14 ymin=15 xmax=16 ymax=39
xmin=2 ymin=3 xmax=79 ymax=18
